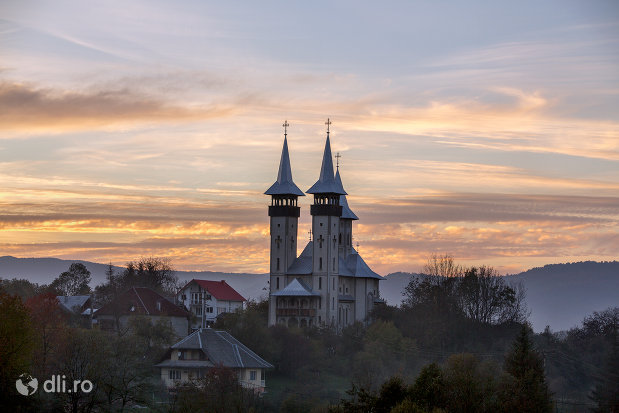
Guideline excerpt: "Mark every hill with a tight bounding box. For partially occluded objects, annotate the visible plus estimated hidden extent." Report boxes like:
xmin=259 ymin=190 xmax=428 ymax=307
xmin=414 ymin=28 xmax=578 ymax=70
xmin=1 ymin=256 xmax=617 ymax=332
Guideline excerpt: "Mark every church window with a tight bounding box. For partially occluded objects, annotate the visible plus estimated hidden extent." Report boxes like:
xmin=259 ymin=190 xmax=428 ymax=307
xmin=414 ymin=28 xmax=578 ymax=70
xmin=339 ymin=233 xmax=342 ymax=244
xmin=333 ymin=278 xmax=335 ymax=290
xmin=319 ymin=298 xmax=321 ymax=309
xmin=276 ymin=277 xmax=280 ymax=289
xmin=277 ymin=258 xmax=280 ymax=271
xmin=332 ymin=298 xmax=334 ymax=310
xmin=319 ymin=257 xmax=322 ymax=270
xmin=319 ymin=277 xmax=322 ymax=290
xmin=333 ymin=257 xmax=335 ymax=270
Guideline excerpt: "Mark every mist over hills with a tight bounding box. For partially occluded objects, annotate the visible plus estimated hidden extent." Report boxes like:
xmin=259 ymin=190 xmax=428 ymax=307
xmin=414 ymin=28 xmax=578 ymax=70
xmin=1 ymin=256 xmax=617 ymax=332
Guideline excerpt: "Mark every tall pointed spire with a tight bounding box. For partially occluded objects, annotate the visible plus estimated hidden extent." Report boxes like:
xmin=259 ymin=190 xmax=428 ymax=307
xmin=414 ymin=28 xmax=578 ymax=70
xmin=307 ymin=120 xmax=346 ymax=195
xmin=335 ymin=168 xmax=358 ymax=220
xmin=265 ymin=123 xmax=304 ymax=196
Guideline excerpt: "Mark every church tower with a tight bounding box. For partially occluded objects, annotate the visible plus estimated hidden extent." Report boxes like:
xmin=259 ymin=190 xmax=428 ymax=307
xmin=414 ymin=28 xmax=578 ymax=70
xmin=306 ymin=119 xmax=347 ymax=327
xmin=265 ymin=121 xmax=304 ymax=326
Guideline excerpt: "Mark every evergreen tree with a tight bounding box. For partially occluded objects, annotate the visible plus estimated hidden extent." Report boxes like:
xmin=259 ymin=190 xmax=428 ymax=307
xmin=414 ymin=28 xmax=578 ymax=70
xmin=498 ymin=324 xmax=553 ymax=412
xmin=589 ymin=331 xmax=619 ymax=412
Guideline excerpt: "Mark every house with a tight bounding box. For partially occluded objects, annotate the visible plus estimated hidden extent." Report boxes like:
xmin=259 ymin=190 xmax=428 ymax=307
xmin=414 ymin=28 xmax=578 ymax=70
xmin=94 ymin=287 xmax=190 ymax=338
xmin=57 ymin=295 xmax=95 ymax=326
xmin=266 ymin=121 xmax=383 ymax=329
xmin=176 ymin=279 xmax=246 ymax=330
xmin=155 ymin=328 xmax=273 ymax=393
xmin=57 ymin=295 xmax=93 ymax=315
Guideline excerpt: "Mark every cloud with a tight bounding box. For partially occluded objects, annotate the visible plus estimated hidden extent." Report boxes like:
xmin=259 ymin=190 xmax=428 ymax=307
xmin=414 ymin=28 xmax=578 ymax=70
xmin=0 ymin=81 xmax=237 ymax=131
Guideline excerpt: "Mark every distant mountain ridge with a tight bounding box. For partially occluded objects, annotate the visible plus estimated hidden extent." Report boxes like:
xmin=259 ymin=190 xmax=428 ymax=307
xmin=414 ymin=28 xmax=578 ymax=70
xmin=1 ymin=256 xmax=617 ymax=332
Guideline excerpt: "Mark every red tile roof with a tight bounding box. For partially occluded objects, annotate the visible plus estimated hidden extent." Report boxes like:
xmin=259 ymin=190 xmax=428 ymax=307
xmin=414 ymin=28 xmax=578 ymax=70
xmin=96 ymin=287 xmax=190 ymax=318
xmin=180 ymin=279 xmax=246 ymax=302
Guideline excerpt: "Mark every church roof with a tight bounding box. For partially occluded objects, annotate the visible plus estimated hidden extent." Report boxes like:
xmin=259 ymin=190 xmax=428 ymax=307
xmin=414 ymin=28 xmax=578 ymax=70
xmin=345 ymin=249 xmax=383 ymax=280
xmin=272 ymin=278 xmax=320 ymax=297
xmin=287 ymin=241 xmax=314 ymax=275
xmin=306 ymin=135 xmax=347 ymax=195
xmin=335 ymin=169 xmax=358 ymax=220
xmin=265 ymin=136 xmax=305 ymax=196
xmin=285 ymin=242 xmax=382 ymax=280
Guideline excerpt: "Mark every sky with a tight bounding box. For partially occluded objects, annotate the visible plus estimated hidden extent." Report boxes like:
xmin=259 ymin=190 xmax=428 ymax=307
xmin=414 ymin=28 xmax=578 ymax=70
xmin=0 ymin=0 xmax=618 ymax=275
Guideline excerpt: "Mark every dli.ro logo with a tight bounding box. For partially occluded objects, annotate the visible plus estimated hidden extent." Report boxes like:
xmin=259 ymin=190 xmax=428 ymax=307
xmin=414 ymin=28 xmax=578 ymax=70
xmin=16 ymin=374 xmax=93 ymax=396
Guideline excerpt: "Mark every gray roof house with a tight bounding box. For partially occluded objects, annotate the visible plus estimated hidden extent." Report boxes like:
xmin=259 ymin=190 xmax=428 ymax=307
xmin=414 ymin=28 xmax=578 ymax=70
xmin=155 ymin=328 xmax=273 ymax=393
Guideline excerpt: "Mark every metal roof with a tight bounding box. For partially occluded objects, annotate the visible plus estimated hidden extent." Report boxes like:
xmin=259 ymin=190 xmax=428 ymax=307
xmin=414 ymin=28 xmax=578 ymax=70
xmin=307 ymin=135 xmax=347 ymax=195
xmin=179 ymin=279 xmax=246 ymax=302
xmin=272 ymin=278 xmax=320 ymax=297
xmin=335 ymin=169 xmax=358 ymax=220
xmin=170 ymin=329 xmax=273 ymax=369
xmin=57 ymin=295 xmax=90 ymax=313
xmin=345 ymin=250 xmax=383 ymax=280
xmin=286 ymin=241 xmax=314 ymax=275
xmin=285 ymin=242 xmax=382 ymax=280
xmin=265 ymin=136 xmax=305 ymax=196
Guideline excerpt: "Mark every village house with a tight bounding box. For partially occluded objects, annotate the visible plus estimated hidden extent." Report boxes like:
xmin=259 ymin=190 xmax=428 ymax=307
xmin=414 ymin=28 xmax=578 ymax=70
xmin=155 ymin=328 xmax=273 ymax=393
xmin=94 ymin=287 xmax=190 ymax=338
xmin=176 ymin=279 xmax=246 ymax=330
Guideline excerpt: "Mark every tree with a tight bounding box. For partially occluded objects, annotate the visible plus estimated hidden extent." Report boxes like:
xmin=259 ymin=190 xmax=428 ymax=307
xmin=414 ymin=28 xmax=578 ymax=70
xmin=51 ymin=263 xmax=92 ymax=296
xmin=410 ymin=363 xmax=445 ymax=411
xmin=459 ymin=266 xmax=525 ymax=324
xmin=25 ymin=293 xmax=67 ymax=375
xmin=173 ymin=365 xmax=265 ymax=413
xmin=498 ymin=324 xmax=553 ymax=412
xmin=0 ymin=292 xmax=36 ymax=410
xmin=122 ymin=257 xmax=178 ymax=295
xmin=589 ymin=325 xmax=619 ymax=412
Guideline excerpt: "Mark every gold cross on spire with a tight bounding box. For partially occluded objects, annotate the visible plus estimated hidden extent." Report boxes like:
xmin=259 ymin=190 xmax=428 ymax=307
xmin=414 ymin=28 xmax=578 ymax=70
xmin=283 ymin=120 xmax=289 ymax=137
xmin=308 ymin=229 xmax=312 ymax=241
xmin=325 ymin=118 xmax=332 ymax=135
xmin=335 ymin=152 xmax=341 ymax=168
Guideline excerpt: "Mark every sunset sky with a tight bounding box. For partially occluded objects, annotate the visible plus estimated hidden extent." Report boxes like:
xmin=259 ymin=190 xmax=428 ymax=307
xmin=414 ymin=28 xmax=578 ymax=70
xmin=1 ymin=1 xmax=618 ymax=275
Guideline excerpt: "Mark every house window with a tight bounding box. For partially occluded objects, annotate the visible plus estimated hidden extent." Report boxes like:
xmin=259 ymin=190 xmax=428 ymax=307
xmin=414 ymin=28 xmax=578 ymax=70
xmin=261 ymin=370 xmax=265 ymax=380
xmin=204 ymin=294 xmax=211 ymax=300
xmin=191 ymin=293 xmax=200 ymax=304
xmin=195 ymin=306 xmax=202 ymax=316
xmin=177 ymin=350 xmax=184 ymax=360
xmin=156 ymin=301 xmax=161 ymax=311
xmin=250 ymin=370 xmax=257 ymax=381
xmin=206 ymin=307 xmax=213 ymax=313
xmin=169 ymin=370 xmax=181 ymax=380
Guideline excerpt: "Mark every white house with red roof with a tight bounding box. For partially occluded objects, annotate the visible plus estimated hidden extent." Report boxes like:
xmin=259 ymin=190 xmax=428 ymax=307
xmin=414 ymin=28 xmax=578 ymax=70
xmin=176 ymin=280 xmax=246 ymax=330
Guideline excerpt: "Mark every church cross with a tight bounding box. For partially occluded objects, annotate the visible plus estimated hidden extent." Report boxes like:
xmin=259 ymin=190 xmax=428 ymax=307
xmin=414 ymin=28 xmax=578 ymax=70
xmin=318 ymin=234 xmax=324 ymax=248
xmin=282 ymin=120 xmax=289 ymax=137
xmin=275 ymin=235 xmax=282 ymax=248
xmin=325 ymin=118 xmax=332 ymax=134
xmin=335 ymin=152 xmax=341 ymax=168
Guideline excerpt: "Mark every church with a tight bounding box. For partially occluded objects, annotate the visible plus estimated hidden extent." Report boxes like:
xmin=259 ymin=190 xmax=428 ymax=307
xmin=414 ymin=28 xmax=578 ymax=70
xmin=265 ymin=120 xmax=383 ymax=329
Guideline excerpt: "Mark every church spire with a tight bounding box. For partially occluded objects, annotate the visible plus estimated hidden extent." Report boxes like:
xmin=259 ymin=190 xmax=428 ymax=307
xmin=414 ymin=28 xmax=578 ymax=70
xmin=265 ymin=122 xmax=304 ymax=196
xmin=307 ymin=120 xmax=346 ymax=195
xmin=335 ymin=168 xmax=358 ymax=220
